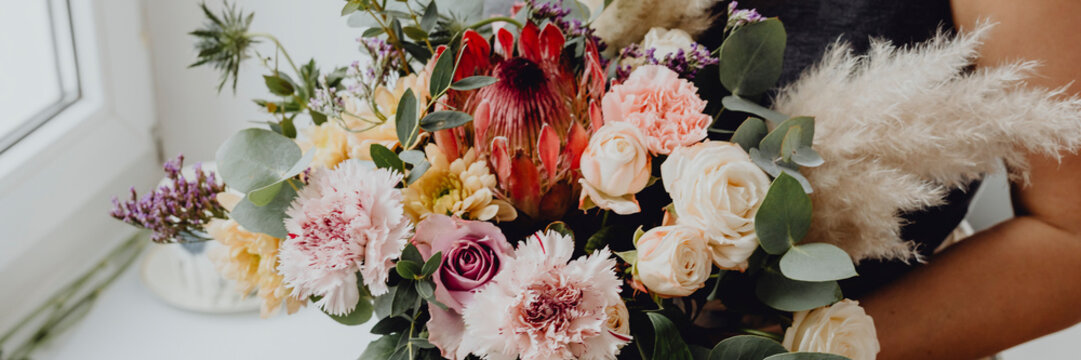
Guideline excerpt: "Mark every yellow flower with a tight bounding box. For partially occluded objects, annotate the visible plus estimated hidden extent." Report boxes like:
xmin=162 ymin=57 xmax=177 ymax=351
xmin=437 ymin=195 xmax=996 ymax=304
xmin=207 ymin=218 xmax=306 ymax=318
xmin=403 ymin=144 xmax=517 ymax=222
xmin=300 ymin=70 xmax=433 ymax=168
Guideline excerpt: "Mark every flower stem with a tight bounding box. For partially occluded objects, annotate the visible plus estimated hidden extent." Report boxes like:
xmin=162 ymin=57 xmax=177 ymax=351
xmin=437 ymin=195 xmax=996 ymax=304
xmin=250 ymin=33 xmax=302 ymax=78
xmin=468 ymin=17 xmax=523 ymax=30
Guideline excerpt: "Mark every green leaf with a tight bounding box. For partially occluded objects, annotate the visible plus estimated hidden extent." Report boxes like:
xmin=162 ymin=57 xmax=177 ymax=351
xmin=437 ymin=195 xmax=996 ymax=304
xmin=416 ymin=279 xmax=435 ymax=299
xmin=755 ymin=172 xmax=812 ymax=255
xmin=325 ymin=296 xmax=374 ymax=325
xmin=310 ymin=110 xmax=328 ymax=126
xmin=403 ymin=25 xmax=428 ymax=41
xmin=391 ymin=282 xmax=420 ymax=316
xmin=585 ymin=226 xmax=612 ymax=254
xmin=396 ymin=260 xmax=422 ymax=279
xmin=731 ymin=117 xmax=768 ymax=152
xmin=420 ymin=110 xmax=472 ymax=132
xmin=230 ymin=183 xmax=297 ymax=238
xmin=401 ymin=243 xmax=424 ymax=263
xmin=362 ymin=27 xmax=385 ymax=37
xmin=450 ymin=76 xmax=498 ymax=90
xmin=722 ymin=96 xmax=789 ymax=124
xmin=422 ymin=251 xmax=442 ymax=277
xmin=429 ymin=48 xmax=456 ymax=97
xmin=420 ymin=1 xmax=439 ymax=30
xmin=394 ymin=89 xmax=420 ymax=149
xmin=709 ymin=335 xmax=788 ymax=360
xmin=779 ymin=243 xmax=857 ymax=282
xmin=764 ymin=353 xmax=851 ymax=360
xmin=247 ymin=181 xmax=284 ymax=207
xmin=405 ymin=159 xmax=430 ymax=185
xmin=370 ymin=316 xmax=411 ymax=335
xmin=780 ymin=126 xmax=802 ymax=163
xmin=216 ymin=128 xmax=311 ymax=193
xmin=646 ymin=312 xmax=694 ymax=360
xmin=263 ymin=75 xmax=295 ymax=96
xmin=791 ymin=146 xmax=824 ymax=168
xmin=398 ymin=149 xmax=426 ymax=165
xmin=756 ymin=269 xmax=842 ymax=312
xmin=359 ymin=334 xmax=400 ymax=360
xmin=370 ymin=144 xmax=405 ymax=174
xmin=759 ymin=117 xmax=814 ymax=159
xmin=717 ymin=19 xmax=786 ymax=96
xmin=545 ymin=221 xmax=574 ymax=239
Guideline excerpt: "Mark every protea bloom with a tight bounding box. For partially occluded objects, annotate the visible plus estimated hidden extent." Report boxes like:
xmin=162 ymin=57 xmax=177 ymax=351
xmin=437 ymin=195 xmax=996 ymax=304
xmin=438 ymin=22 xmax=607 ymax=220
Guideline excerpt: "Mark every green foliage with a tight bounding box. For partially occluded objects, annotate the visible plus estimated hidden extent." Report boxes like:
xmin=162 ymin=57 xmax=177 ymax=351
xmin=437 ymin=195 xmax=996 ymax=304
xmin=450 ymin=75 xmax=498 ymax=90
xmin=646 ymin=312 xmax=695 ymax=360
xmin=263 ymin=74 xmax=295 ymax=96
xmin=779 ymin=243 xmax=857 ymax=282
xmin=395 ymin=89 xmax=420 ymax=149
xmin=756 ymin=269 xmax=842 ymax=312
xmin=755 ymin=173 xmax=812 ymax=255
xmin=419 ymin=111 xmax=473 ymax=132
xmin=709 ymin=335 xmax=788 ymax=360
xmin=399 ymin=149 xmax=431 ymax=185
xmin=585 ymin=226 xmax=613 ymax=254
xmin=759 ymin=117 xmax=814 ymax=159
xmin=358 ymin=334 xmax=399 ymax=360
xmin=391 ymin=280 xmax=421 ymax=317
xmin=215 ymin=128 xmax=313 ymax=205
xmin=421 ymin=251 xmax=442 ymax=277
xmin=731 ymin=117 xmax=768 ymax=152
xmin=429 ymin=48 xmax=456 ymax=97
xmin=396 ymin=260 xmax=422 ymax=279
xmin=722 ymin=96 xmax=789 ymax=124
xmin=325 ymin=296 xmax=375 ymax=325
xmin=229 ymin=184 xmax=296 ymax=238
xmin=546 ymin=221 xmax=575 ymax=239
xmin=371 ymin=144 xmax=406 ymax=174
xmin=718 ymin=19 xmax=786 ymax=97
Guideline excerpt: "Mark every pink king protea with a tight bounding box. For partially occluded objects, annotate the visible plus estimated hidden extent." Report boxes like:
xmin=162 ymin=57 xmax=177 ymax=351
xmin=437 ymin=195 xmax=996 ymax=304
xmin=438 ymin=22 xmax=607 ymax=220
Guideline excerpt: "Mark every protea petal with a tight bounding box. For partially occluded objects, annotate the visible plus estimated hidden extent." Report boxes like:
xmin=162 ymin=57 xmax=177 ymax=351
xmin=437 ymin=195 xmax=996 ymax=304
xmin=589 ymin=99 xmax=604 ymax=130
xmin=474 ymin=100 xmax=491 ymax=144
xmin=496 ymin=27 xmax=515 ymax=58
xmin=518 ymin=22 xmax=541 ymax=63
xmin=490 ymin=136 xmax=512 ymax=185
xmin=433 ymin=129 xmax=460 ymax=162
xmin=538 ymin=123 xmax=560 ymax=179
xmin=539 ymin=182 xmax=572 ymax=220
xmin=539 ymin=23 xmax=565 ymax=62
xmin=458 ymin=30 xmax=491 ymax=80
xmin=565 ymin=121 xmax=589 ymax=171
xmin=508 ymin=153 xmax=541 ymax=218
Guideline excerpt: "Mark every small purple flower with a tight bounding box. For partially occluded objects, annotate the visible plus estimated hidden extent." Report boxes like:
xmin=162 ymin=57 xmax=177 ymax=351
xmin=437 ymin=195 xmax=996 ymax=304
xmin=726 ymin=1 xmax=766 ymax=32
xmin=616 ymin=41 xmax=718 ymax=80
xmin=110 ymin=154 xmax=227 ymax=243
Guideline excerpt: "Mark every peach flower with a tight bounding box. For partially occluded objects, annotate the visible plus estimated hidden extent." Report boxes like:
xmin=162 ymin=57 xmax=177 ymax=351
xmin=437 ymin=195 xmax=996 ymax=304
xmin=578 ymin=122 xmax=652 ymax=215
xmin=602 ymin=65 xmax=710 ymax=155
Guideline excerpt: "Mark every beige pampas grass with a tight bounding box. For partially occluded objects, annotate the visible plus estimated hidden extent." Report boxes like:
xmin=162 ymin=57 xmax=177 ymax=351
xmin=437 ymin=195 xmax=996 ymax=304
xmin=771 ymin=23 xmax=1081 ymax=262
xmin=590 ymin=0 xmax=721 ymax=54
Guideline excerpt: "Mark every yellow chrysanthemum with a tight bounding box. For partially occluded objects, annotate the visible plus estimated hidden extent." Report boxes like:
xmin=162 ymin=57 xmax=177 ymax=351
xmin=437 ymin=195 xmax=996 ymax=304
xmin=207 ymin=218 xmax=306 ymax=318
xmin=403 ymin=144 xmax=517 ymax=222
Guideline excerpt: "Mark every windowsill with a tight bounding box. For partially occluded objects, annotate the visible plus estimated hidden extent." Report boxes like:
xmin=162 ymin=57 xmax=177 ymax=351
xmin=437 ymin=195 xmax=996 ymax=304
xmin=32 ymin=248 xmax=380 ymax=360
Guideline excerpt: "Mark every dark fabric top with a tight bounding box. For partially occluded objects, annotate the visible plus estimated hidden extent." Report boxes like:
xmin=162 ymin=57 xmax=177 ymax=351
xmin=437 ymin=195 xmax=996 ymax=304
xmin=701 ymin=0 xmax=980 ymax=298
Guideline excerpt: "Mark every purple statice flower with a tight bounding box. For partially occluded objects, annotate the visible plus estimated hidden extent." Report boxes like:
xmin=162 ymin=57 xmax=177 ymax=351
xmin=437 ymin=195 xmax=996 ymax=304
xmin=726 ymin=1 xmax=766 ymax=32
xmin=616 ymin=42 xmax=718 ymax=80
xmin=110 ymin=154 xmax=227 ymax=243
xmin=525 ymin=0 xmax=608 ymax=53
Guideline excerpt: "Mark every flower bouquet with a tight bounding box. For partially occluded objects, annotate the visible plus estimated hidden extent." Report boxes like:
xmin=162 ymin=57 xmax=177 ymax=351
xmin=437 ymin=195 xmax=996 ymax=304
xmin=111 ymin=1 xmax=1081 ymax=359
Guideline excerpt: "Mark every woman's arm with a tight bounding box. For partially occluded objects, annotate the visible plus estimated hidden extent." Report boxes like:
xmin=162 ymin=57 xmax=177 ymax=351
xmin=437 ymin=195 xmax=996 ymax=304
xmin=862 ymin=1 xmax=1081 ymax=358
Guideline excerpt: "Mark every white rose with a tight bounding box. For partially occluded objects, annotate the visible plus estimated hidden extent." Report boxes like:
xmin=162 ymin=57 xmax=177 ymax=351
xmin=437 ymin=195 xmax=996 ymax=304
xmin=660 ymin=141 xmax=770 ymax=270
xmin=782 ymin=299 xmax=881 ymax=360
xmin=635 ymin=225 xmax=712 ymax=297
xmin=641 ymin=27 xmax=695 ymax=61
xmin=579 ymin=122 xmax=652 ymax=215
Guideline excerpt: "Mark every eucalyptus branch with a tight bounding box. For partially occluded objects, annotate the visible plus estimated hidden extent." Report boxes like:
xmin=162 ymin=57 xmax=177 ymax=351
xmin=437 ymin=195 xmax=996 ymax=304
xmin=403 ymin=0 xmax=435 ymax=53
xmin=249 ymin=33 xmax=302 ymax=78
xmin=467 ymin=17 xmax=523 ymax=30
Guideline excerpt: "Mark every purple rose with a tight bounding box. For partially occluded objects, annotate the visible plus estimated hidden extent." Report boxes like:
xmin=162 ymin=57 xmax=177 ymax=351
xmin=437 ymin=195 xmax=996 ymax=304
xmin=413 ymin=215 xmax=514 ymax=360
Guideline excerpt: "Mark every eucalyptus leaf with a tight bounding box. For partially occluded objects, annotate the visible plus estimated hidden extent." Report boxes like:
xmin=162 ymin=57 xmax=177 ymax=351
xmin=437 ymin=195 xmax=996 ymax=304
xmin=717 ymin=19 xmax=786 ymax=96
xmin=731 ymin=117 xmax=768 ymax=152
xmin=450 ymin=76 xmax=498 ymax=91
xmin=780 ymin=126 xmax=802 ymax=163
xmin=763 ymin=353 xmax=851 ymax=360
xmin=759 ymin=117 xmax=814 ymax=158
xmin=391 ymin=282 xmax=420 ymax=316
xmin=792 ymin=146 xmax=824 ymax=167
xmin=246 ymin=181 xmax=284 ymax=207
xmin=361 ymin=27 xmax=385 ymax=37
xmin=263 ymin=75 xmax=295 ymax=96
xmin=396 ymin=260 xmax=422 ymax=279
xmin=359 ymin=334 xmax=401 ymax=360
xmin=420 ymin=111 xmax=473 ymax=131
xmin=646 ymin=312 xmax=694 ymax=360
xmin=230 ymin=182 xmax=297 ymax=238
xmin=325 ymin=296 xmax=374 ymax=325
xmin=421 ymin=251 xmax=442 ymax=276
xmin=429 ymin=49 xmax=456 ymax=97
xmin=416 ymin=279 xmax=435 ymax=299
xmin=402 ymin=25 xmax=428 ymax=41
xmin=215 ymin=128 xmax=311 ymax=193
xmin=394 ymin=89 xmax=420 ymax=149
xmin=779 ymin=243 xmax=857 ymax=282
xmin=405 ymin=159 xmax=430 ymax=185
xmin=722 ymin=96 xmax=788 ymax=124
xmin=709 ymin=335 xmax=788 ymax=360
xmin=370 ymin=144 xmax=405 ymax=174
xmin=756 ymin=269 xmax=842 ymax=312
xmin=421 ymin=1 xmax=439 ymax=31
xmin=755 ymin=173 xmax=812 ymax=255
xmin=401 ymin=243 xmax=424 ymax=263
xmin=370 ymin=316 xmax=411 ymax=335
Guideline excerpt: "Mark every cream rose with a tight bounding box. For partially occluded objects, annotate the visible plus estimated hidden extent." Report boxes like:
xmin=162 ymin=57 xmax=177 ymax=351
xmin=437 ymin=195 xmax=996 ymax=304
xmin=660 ymin=141 xmax=770 ymax=270
xmin=635 ymin=225 xmax=711 ymax=297
xmin=782 ymin=299 xmax=881 ymax=360
xmin=640 ymin=27 xmax=695 ymax=61
xmin=578 ymin=122 xmax=652 ymax=215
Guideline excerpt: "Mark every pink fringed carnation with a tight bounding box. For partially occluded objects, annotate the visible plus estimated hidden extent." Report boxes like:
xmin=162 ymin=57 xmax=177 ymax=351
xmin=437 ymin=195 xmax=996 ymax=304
xmin=603 ymin=65 xmax=711 ymax=155
xmin=279 ymin=160 xmax=412 ymax=315
xmin=460 ymin=230 xmax=630 ymax=360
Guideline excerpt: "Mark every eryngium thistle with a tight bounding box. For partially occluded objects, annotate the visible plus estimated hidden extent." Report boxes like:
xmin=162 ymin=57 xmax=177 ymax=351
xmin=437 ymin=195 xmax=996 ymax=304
xmin=189 ymin=1 xmax=255 ymax=92
xmin=773 ymin=23 xmax=1081 ymax=262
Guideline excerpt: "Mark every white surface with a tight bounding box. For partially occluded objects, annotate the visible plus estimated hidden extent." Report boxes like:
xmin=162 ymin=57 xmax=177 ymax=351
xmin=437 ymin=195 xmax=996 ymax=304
xmin=34 ymin=249 xmax=379 ymax=360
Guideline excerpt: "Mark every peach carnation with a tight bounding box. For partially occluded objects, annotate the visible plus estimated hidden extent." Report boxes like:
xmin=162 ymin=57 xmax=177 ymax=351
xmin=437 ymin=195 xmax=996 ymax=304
xmin=602 ymin=65 xmax=710 ymax=155
xmin=279 ymin=160 xmax=412 ymax=315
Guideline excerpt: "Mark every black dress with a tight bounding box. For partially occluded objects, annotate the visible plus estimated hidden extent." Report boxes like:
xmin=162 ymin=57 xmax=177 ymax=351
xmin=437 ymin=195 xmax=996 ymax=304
xmin=700 ymin=0 xmax=981 ymax=298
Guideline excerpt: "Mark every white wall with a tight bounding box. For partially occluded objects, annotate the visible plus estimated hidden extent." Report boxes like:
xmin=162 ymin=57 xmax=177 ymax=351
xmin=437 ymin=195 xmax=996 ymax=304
xmin=145 ymin=0 xmax=362 ymax=163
